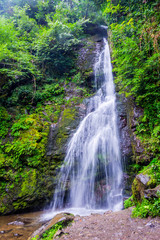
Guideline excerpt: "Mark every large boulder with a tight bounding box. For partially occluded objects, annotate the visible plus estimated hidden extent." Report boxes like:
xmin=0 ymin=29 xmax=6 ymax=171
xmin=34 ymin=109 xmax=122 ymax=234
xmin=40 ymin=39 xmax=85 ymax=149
xmin=28 ymin=213 xmax=74 ymax=240
xmin=132 ymin=167 xmax=159 ymax=203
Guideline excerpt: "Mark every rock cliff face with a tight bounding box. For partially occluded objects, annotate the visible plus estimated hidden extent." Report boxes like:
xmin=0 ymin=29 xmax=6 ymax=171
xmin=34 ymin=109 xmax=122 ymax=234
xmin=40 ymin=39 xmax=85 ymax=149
xmin=117 ymin=94 xmax=144 ymax=197
xmin=0 ymin=26 xmax=106 ymax=215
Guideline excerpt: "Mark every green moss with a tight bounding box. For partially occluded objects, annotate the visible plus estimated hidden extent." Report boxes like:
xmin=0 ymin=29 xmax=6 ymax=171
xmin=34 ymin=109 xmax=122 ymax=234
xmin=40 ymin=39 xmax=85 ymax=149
xmin=0 ymin=106 xmax=52 ymax=214
xmin=3 ymin=113 xmax=49 ymax=168
xmin=13 ymin=201 xmax=27 ymax=211
xmin=0 ymin=106 xmax=11 ymax=138
xmin=56 ymin=108 xmax=77 ymax=146
xmin=132 ymin=178 xmax=143 ymax=203
xmin=19 ymin=169 xmax=37 ymax=197
xmin=61 ymin=108 xmax=76 ymax=123
xmin=0 ymin=202 xmax=6 ymax=214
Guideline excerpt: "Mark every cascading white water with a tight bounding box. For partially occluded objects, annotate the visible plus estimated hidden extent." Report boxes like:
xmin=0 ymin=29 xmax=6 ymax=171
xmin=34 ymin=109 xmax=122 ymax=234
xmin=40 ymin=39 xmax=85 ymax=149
xmin=43 ymin=38 xmax=123 ymax=219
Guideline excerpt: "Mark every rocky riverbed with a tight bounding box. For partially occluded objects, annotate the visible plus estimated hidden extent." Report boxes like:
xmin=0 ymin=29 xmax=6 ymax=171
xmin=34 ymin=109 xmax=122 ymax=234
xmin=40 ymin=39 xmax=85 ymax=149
xmin=0 ymin=211 xmax=44 ymax=240
xmin=0 ymin=208 xmax=160 ymax=240
xmin=58 ymin=208 xmax=160 ymax=240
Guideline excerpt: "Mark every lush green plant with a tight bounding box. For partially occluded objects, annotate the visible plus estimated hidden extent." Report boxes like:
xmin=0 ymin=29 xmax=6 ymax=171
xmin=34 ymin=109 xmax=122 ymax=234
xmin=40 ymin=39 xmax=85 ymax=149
xmin=101 ymin=0 xmax=160 ymax=217
xmin=132 ymin=197 xmax=160 ymax=218
xmin=103 ymin=0 xmax=160 ymax=162
xmin=0 ymin=106 xmax=11 ymax=138
xmin=124 ymin=196 xmax=134 ymax=209
xmin=30 ymin=236 xmax=39 ymax=240
xmin=3 ymin=113 xmax=49 ymax=168
xmin=41 ymin=221 xmax=63 ymax=240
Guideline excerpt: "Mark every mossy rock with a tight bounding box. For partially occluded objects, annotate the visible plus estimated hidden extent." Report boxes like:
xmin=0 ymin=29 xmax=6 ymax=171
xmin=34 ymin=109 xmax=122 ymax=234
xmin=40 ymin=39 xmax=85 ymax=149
xmin=46 ymin=106 xmax=81 ymax=164
xmin=132 ymin=177 xmax=146 ymax=203
xmin=0 ymin=168 xmax=55 ymax=215
xmin=29 ymin=213 xmax=74 ymax=240
xmin=132 ymin=164 xmax=159 ymax=204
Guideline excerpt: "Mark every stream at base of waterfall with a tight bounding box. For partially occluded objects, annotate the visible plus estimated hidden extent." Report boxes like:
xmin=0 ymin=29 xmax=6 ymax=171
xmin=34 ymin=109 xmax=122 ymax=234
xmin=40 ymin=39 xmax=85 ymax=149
xmin=42 ymin=38 xmax=123 ymax=221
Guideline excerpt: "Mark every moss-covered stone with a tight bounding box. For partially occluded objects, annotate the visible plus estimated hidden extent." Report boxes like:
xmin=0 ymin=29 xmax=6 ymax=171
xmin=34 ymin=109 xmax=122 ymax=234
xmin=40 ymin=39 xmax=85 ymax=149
xmin=132 ymin=162 xmax=160 ymax=204
xmin=0 ymin=167 xmax=55 ymax=215
xmin=132 ymin=178 xmax=144 ymax=203
xmin=46 ymin=104 xmax=82 ymax=165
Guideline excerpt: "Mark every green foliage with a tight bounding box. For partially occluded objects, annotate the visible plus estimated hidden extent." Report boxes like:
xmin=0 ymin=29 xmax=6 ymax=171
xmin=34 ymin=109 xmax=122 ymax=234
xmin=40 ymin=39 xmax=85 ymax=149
xmin=0 ymin=0 xmax=104 ymax=215
xmin=104 ymin=0 xmax=160 ymax=162
xmin=101 ymin=0 xmax=160 ymax=217
xmin=0 ymin=106 xmax=11 ymax=138
xmin=0 ymin=15 xmax=40 ymax=100
xmin=124 ymin=196 xmax=134 ymax=209
xmin=3 ymin=113 xmax=49 ymax=168
xmin=72 ymin=72 xmax=83 ymax=85
xmin=41 ymin=221 xmax=63 ymax=240
xmin=102 ymin=0 xmax=127 ymax=24
xmin=143 ymin=158 xmax=160 ymax=185
xmin=132 ymin=197 xmax=160 ymax=218
xmin=34 ymin=84 xmax=65 ymax=104
xmin=0 ymin=0 xmax=104 ymax=103
xmin=33 ymin=10 xmax=89 ymax=76
xmin=19 ymin=169 xmax=37 ymax=197
xmin=31 ymin=236 xmax=39 ymax=240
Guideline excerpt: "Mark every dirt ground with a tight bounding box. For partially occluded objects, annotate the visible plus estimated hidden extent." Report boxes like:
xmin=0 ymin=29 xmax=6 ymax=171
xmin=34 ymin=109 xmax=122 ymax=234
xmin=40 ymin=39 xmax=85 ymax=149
xmin=57 ymin=208 xmax=160 ymax=240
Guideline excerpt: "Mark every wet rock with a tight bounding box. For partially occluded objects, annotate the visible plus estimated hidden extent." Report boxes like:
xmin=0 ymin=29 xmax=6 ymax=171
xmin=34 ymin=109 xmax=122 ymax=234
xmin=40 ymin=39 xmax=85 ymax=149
xmin=136 ymin=174 xmax=150 ymax=186
xmin=13 ymin=233 xmax=23 ymax=237
xmin=46 ymin=106 xmax=83 ymax=162
xmin=0 ymin=229 xmax=12 ymax=234
xmin=77 ymin=31 xmax=104 ymax=90
xmin=83 ymin=23 xmax=107 ymax=38
xmin=28 ymin=213 xmax=74 ymax=240
xmin=16 ymin=217 xmax=35 ymax=226
xmin=145 ymin=221 xmax=155 ymax=228
xmin=132 ymin=173 xmax=159 ymax=202
xmin=8 ymin=221 xmax=24 ymax=226
xmin=144 ymin=185 xmax=160 ymax=199
xmin=116 ymin=94 xmax=146 ymax=197
xmin=117 ymin=95 xmax=144 ymax=162
xmin=54 ymin=229 xmax=64 ymax=238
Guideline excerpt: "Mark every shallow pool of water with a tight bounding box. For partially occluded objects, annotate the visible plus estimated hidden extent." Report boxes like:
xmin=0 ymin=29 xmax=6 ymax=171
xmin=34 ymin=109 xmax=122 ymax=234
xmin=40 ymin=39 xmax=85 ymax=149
xmin=0 ymin=211 xmax=45 ymax=240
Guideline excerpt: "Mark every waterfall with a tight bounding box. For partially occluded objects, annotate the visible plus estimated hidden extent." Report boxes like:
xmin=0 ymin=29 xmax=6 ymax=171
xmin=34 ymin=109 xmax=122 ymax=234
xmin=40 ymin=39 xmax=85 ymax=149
xmin=43 ymin=38 xmax=123 ymax=219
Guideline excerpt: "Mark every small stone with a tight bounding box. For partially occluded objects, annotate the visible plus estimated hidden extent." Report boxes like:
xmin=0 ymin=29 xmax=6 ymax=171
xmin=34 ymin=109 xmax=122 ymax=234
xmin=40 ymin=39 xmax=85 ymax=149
xmin=8 ymin=221 xmax=24 ymax=226
xmin=104 ymin=210 xmax=112 ymax=215
xmin=145 ymin=222 xmax=155 ymax=228
xmin=13 ymin=233 xmax=23 ymax=237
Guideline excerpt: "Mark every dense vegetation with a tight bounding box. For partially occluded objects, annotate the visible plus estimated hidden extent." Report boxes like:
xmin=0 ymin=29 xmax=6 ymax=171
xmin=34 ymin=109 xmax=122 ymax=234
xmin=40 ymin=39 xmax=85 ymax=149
xmin=0 ymin=0 xmax=159 ymax=218
xmin=102 ymin=0 xmax=160 ymax=217
xmin=0 ymin=0 xmax=103 ymax=214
